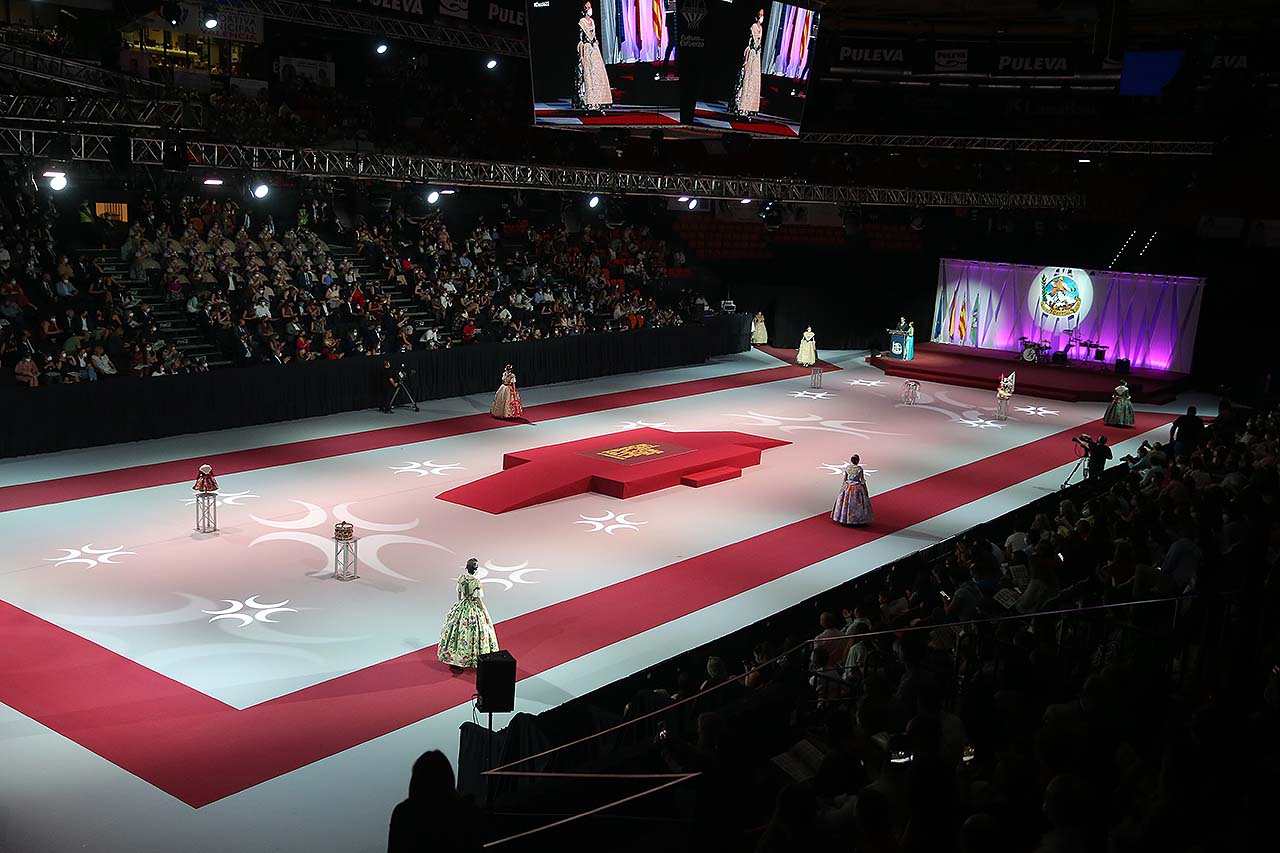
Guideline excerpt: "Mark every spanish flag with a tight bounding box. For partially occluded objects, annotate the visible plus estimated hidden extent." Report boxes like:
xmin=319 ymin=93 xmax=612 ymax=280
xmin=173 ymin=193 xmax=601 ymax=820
xmin=957 ymin=300 xmax=968 ymax=341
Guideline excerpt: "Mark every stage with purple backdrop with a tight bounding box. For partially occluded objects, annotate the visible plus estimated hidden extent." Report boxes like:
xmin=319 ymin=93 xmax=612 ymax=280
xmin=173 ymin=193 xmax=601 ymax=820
xmin=930 ymin=258 xmax=1205 ymax=373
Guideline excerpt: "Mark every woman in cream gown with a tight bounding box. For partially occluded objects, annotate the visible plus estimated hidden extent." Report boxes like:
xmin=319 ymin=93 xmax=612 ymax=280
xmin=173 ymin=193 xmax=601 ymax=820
xmin=797 ymin=326 xmax=817 ymax=366
xmin=731 ymin=9 xmax=764 ymax=116
xmin=490 ymin=364 xmax=524 ymax=419
xmin=751 ymin=311 xmax=769 ymax=345
xmin=574 ymin=3 xmax=613 ymax=112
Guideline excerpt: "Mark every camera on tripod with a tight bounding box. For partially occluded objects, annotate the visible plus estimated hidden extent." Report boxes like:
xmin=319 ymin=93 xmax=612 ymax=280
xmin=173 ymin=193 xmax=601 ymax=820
xmin=395 ymin=367 xmax=416 ymax=382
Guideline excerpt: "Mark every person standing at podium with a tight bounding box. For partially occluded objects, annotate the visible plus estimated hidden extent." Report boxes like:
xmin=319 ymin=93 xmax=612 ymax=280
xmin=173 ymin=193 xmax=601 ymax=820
xmin=904 ymin=320 xmax=915 ymax=360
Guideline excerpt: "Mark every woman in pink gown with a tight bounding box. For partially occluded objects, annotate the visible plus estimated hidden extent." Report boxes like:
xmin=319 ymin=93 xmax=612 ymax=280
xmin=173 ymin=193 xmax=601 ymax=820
xmin=731 ymin=9 xmax=764 ymax=117
xmin=831 ymin=454 xmax=873 ymax=526
xmin=490 ymin=365 xmax=524 ymax=419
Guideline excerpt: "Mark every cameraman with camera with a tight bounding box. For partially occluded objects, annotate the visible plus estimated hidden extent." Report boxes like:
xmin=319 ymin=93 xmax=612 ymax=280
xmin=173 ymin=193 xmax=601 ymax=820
xmin=1074 ymin=433 xmax=1112 ymax=480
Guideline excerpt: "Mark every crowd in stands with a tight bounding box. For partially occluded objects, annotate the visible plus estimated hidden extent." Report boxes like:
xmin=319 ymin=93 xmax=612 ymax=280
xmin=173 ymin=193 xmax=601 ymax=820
xmin=438 ymin=401 xmax=1277 ymax=851
xmin=0 ymin=174 xmax=198 ymax=385
xmin=3 ymin=175 xmax=703 ymax=386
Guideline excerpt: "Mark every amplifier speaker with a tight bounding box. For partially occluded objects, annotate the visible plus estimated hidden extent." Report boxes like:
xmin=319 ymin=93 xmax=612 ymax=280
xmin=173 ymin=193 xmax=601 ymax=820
xmin=476 ymin=650 xmax=516 ymax=713
xmin=1116 ymin=358 xmax=1131 ymax=375
xmin=1051 ymin=351 xmax=1068 ymax=365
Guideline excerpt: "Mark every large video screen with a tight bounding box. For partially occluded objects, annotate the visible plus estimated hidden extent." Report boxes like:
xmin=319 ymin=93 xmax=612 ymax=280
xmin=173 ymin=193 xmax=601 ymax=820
xmin=691 ymin=0 xmax=820 ymax=137
xmin=528 ymin=0 xmax=681 ymax=128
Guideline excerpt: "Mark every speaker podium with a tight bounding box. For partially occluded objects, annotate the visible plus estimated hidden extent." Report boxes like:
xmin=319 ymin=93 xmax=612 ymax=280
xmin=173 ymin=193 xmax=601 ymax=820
xmin=476 ymin=650 xmax=516 ymax=713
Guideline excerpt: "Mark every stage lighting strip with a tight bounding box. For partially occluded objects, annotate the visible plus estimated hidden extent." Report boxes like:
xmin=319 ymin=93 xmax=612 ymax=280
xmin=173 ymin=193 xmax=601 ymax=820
xmin=0 ymin=412 xmax=1172 ymax=808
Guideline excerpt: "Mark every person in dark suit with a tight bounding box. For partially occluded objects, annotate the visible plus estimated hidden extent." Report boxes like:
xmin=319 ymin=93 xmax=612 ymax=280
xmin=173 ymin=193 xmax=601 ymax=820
xmin=380 ymin=359 xmax=399 ymax=413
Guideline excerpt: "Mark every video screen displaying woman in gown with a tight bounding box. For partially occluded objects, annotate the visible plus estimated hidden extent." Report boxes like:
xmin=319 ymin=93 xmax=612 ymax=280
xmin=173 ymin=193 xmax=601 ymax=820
xmin=529 ymin=0 xmax=681 ymax=127
xmin=692 ymin=0 xmax=820 ymax=137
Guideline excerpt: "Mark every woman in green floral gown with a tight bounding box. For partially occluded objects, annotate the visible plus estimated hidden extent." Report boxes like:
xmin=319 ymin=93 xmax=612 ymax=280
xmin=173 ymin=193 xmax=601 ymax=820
xmin=439 ymin=558 xmax=499 ymax=669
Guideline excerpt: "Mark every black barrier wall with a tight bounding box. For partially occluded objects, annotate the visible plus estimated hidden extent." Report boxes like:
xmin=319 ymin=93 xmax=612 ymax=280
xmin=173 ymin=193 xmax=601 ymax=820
xmin=2 ymin=316 xmax=749 ymax=458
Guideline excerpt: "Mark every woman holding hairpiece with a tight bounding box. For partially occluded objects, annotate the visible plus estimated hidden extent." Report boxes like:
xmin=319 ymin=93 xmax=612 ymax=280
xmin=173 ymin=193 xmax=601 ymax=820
xmin=438 ymin=558 xmax=499 ymax=670
xmin=574 ymin=3 xmax=614 ymax=113
xmin=731 ymin=8 xmax=764 ymax=117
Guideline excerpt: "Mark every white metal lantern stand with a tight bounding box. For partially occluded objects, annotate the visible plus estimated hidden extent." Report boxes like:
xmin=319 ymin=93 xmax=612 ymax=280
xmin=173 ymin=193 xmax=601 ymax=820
xmin=195 ymin=491 xmax=218 ymax=533
xmin=334 ymin=521 xmax=359 ymax=582
xmin=810 ymin=366 xmax=823 ymax=388
xmin=901 ymin=380 xmax=920 ymax=405
xmin=996 ymin=393 xmax=1011 ymax=421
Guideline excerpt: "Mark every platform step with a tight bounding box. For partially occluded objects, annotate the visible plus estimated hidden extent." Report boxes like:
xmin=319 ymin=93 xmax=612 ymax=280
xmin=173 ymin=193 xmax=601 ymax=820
xmin=681 ymin=466 xmax=742 ymax=487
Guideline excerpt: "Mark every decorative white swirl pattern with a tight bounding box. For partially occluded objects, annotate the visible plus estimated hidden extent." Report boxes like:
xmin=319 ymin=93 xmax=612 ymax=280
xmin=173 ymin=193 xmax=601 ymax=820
xmin=819 ymin=463 xmax=877 ymax=476
xmin=180 ymin=489 xmax=258 ymax=507
xmin=249 ymin=501 xmax=452 ymax=581
xmin=475 ymin=560 xmax=546 ymax=590
xmin=44 ymin=545 xmax=135 ymax=569
xmin=723 ymin=411 xmax=904 ymax=441
xmin=1014 ymin=405 xmax=1060 ymax=417
xmin=201 ymin=596 xmax=298 ymax=627
xmin=847 ymin=379 xmax=887 ymax=387
xmin=617 ymin=420 xmax=671 ymax=429
xmin=388 ymin=460 xmax=465 ymax=478
xmin=575 ymin=510 xmax=646 ymax=535
xmin=789 ymin=390 xmax=833 ymax=400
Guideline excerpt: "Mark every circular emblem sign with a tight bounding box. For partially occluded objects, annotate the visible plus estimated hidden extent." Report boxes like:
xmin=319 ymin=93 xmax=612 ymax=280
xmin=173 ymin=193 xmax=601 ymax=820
xmin=1028 ymin=267 xmax=1093 ymax=325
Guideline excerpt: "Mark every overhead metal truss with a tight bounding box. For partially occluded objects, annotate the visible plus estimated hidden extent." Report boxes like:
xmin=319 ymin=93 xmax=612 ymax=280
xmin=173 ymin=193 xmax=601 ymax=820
xmin=0 ymin=43 xmax=164 ymax=97
xmin=0 ymin=96 xmax=193 ymax=129
xmin=238 ymin=0 xmax=528 ymax=58
xmin=0 ymin=129 xmax=1085 ymax=209
xmin=802 ymin=132 xmax=1215 ymax=156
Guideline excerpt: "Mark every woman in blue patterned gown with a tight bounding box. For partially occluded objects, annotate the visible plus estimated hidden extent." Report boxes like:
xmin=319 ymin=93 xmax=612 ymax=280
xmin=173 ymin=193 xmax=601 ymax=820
xmin=832 ymin=454 xmax=873 ymax=526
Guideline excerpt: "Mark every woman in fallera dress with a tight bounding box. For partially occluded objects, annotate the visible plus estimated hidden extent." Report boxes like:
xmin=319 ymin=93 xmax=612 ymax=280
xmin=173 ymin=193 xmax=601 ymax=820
xmin=490 ymin=364 xmax=524 ymax=419
xmin=832 ymin=454 xmax=873 ymax=526
xmin=797 ymin=325 xmax=817 ymax=366
xmin=574 ymin=3 xmax=613 ymax=112
xmin=751 ymin=311 xmax=769 ymax=345
xmin=1104 ymin=378 xmax=1135 ymax=426
xmin=438 ymin=558 xmax=499 ymax=669
xmin=731 ymin=8 xmax=764 ymax=117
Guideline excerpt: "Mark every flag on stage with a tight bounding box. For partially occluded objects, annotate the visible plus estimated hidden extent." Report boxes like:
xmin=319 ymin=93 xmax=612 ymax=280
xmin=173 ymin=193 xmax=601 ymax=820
xmin=971 ymin=295 xmax=980 ymax=347
xmin=947 ymin=289 xmax=958 ymax=339
xmin=934 ymin=286 xmax=945 ymax=338
xmin=957 ymin=300 xmax=967 ymax=341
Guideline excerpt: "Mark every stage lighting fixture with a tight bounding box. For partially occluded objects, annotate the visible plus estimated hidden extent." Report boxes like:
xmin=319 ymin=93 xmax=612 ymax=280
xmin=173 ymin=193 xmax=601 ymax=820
xmin=439 ymin=189 xmax=456 ymax=195
xmin=376 ymin=43 xmax=389 ymax=55
xmin=162 ymin=1 xmax=181 ymax=26
xmin=203 ymin=3 xmax=219 ymax=29
xmin=740 ymin=198 xmax=752 ymax=204
xmin=252 ymin=183 xmax=269 ymax=199
xmin=49 ymin=174 xmax=68 ymax=191
xmin=486 ymin=59 xmax=498 ymax=70
xmin=588 ymin=195 xmax=600 ymax=208
xmin=1078 ymin=158 xmax=1091 ymax=163
xmin=677 ymin=196 xmax=689 ymax=202
xmin=41 ymin=169 xmax=65 ymax=178
xmin=203 ymin=177 xmax=224 ymax=186
xmin=687 ymin=198 xmax=698 ymax=210
xmin=427 ymin=190 xmax=441 ymax=204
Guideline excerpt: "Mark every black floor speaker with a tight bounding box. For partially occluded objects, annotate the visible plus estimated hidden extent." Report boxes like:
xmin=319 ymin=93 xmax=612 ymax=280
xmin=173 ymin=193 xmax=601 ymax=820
xmin=476 ymin=650 xmax=516 ymax=713
xmin=1116 ymin=358 xmax=1131 ymax=375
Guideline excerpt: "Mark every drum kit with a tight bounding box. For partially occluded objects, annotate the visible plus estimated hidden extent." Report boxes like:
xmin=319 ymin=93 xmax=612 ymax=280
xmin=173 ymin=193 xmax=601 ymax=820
xmin=1018 ymin=331 xmax=1109 ymax=368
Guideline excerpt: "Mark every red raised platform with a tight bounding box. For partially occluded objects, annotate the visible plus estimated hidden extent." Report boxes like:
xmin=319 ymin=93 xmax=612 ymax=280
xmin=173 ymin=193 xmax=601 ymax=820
xmin=438 ymin=428 xmax=788 ymax=514
xmin=869 ymin=342 xmax=1188 ymax=404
